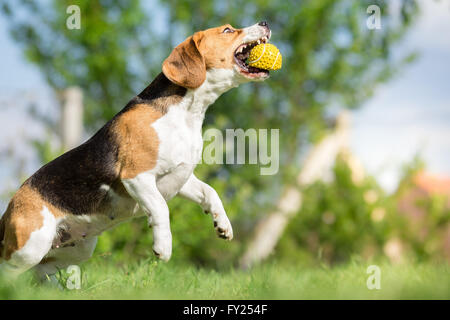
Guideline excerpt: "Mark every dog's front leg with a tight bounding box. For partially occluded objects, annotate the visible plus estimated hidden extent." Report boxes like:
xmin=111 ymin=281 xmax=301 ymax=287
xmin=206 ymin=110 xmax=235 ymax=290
xmin=178 ymin=174 xmax=233 ymax=240
xmin=122 ymin=172 xmax=172 ymax=261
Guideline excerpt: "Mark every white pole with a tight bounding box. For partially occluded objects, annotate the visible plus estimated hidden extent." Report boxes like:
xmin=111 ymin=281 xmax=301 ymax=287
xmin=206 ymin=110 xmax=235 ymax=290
xmin=60 ymin=87 xmax=83 ymax=151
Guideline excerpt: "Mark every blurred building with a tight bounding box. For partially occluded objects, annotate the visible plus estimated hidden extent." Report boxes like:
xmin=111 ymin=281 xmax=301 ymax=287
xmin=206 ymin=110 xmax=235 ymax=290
xmin=396 ymin=171 xmax=450 ymax=261
xmin=398 ymin=172 xmax=450 ymax=217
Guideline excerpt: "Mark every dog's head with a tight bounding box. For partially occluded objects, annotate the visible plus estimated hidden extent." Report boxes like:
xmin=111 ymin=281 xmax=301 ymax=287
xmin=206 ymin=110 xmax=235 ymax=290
xmin=162 ymin=22 xmax=272 ymax=89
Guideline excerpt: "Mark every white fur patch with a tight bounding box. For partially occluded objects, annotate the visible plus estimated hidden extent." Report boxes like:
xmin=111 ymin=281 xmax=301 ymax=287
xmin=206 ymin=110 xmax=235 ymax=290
xmin=11 ymin=206 xmax=57 ymax=265
xmin=148 ymin=69 xmax=245 ymax=200
xmin=0 ymin=206 xmax=57 ymax=277
xmin=242 ymin=23 xmax=271 ymax=43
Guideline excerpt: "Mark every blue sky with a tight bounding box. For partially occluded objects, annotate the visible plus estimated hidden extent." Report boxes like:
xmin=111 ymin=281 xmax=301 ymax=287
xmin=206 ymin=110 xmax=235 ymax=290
xmin=0 ymin=0 xmax=449 ymax=213
xmin=351 ymin=0 xmax=450 ymax=191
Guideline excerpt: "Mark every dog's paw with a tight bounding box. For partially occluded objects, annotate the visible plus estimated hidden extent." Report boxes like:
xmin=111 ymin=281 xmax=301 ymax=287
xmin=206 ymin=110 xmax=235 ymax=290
xmin=152 ymin=233 xmax=172 ymax=262
xmin=213 ymin=214 xmax=233 ymax=240
xmin=152 ymin=243 xmax=172 ymax=262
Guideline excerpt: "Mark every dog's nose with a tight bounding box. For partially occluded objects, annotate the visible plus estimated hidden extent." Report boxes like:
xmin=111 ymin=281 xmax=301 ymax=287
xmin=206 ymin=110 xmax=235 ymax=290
xmin=258 ymin=21 xmax=269 ymax=28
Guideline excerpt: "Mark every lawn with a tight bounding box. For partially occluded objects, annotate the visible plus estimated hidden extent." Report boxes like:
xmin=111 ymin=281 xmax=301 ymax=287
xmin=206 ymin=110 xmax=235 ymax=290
xmin=1 ymin=257 xmax=449 ymax=299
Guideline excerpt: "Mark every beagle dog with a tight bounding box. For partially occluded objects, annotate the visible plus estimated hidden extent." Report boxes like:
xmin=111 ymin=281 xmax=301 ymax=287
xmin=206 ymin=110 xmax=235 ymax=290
xmin=0 ymin=22 xmax=271 ymax=278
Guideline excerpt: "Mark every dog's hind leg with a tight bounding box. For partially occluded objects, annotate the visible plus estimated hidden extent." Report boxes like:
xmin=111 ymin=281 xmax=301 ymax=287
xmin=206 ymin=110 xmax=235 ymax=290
xmin=0 ymin=206 xmax=57 ymax=279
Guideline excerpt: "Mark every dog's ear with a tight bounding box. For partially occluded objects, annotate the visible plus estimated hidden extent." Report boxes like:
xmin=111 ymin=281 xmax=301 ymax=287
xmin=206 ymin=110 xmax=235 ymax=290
xmin=162 ymin=32 xmax=206 ymax=89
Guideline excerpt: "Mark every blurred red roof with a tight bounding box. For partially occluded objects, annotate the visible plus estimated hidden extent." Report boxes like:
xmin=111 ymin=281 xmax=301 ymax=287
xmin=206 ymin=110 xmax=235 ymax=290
xmin=413 ymin=171 xmax=450 ymax=197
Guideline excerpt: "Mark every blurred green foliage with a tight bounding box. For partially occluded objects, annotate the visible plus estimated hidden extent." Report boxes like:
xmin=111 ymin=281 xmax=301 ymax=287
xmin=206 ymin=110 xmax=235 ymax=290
xmin=277 ymin=156 xmax=389 ymax=265
xmin=3 ymin=0 xmax=443 ymax=269
xmin=277 ymin=155 xmax=450 ymax=266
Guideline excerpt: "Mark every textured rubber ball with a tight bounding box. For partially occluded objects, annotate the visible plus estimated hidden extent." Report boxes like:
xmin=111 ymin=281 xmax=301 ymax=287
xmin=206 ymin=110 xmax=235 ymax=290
xmin=248 ymin=43 xmax=282 ymax=71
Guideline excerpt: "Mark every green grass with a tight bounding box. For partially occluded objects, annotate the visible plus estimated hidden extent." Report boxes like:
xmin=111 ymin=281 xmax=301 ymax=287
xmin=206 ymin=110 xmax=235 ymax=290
xmin=1 ymin=257 xmax=449 ymax=299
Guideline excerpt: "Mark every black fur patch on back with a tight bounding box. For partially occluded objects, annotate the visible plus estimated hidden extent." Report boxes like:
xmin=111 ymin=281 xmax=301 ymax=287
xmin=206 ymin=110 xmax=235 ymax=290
xmin=129 ymin=72 xmax=187 ymax=114
xmin=29 ymin=122 xmax=120 ymax=215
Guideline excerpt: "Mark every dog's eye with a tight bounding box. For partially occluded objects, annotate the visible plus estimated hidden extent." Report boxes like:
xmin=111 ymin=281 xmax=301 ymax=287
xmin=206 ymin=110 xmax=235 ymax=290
xmin=222 ymin=27 xmax=234 ymax=34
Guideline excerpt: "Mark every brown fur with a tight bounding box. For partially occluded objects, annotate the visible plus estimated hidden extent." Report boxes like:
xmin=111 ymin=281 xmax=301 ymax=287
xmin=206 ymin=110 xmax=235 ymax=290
xmin=163 ymin=33 xmax=206 ymax=89
xmin=163 ymin=24 xmax=246 ymax=88
xmin=114 ymin=104 xmax=164 ymax=180
xmin=0 ymin=183 xmax=64 ymax=260
xmin=196 ymin=25 xmax=245 ymax=69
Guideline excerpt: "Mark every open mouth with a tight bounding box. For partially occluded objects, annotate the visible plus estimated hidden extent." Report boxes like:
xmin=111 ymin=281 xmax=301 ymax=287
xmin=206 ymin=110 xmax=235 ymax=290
xmin=234 ymin=36 xmax=270 ymax=79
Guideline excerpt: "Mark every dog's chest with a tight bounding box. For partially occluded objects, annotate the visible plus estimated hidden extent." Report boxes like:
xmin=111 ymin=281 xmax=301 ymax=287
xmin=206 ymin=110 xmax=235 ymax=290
xmin=153 ymin=106 xmax=203 ymax=170
xmin=151 ymin=106 xmax=204 ymax=197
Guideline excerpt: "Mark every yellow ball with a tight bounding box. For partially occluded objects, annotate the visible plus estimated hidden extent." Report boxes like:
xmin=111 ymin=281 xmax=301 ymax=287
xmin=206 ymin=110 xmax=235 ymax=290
xmin=248 ymin=43 xmax=282 ymax=71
